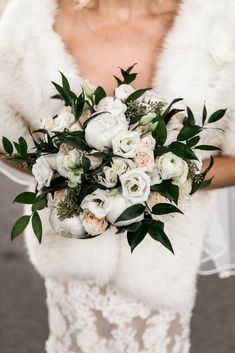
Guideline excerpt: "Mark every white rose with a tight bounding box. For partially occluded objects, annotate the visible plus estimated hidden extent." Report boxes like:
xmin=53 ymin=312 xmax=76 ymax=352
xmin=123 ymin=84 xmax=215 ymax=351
xmin=49 ymin=208 xmax=85 ymax=239
xmin=112 ymin=131 xmax=140 ymax=158
xmin=97 ymin=166 xmax=118 ymax=188
xmin=135 ymin=150 xmax=155 ymax=172
xmin=156 ymin=152 xmax=189 ymax=184
xmin=86 ymin=151 xmax=103 ymax=170
xmin=32 ymin=156 xmax=54 ymax=190
xmin=95 ymin=97 xmax=127 ymax=116
xmin=81 ymin=210 xmax=108 ymax=236
xmin=85 ymin=112 xmax=128 ymax=151
xmin=120 ymin=168 xmax=151 ymax=203
xmin=112 ymin=157 xmax=136 ymax=175
xmin=68 ymin=168 xmax=83 ymax=188
xmin=81 ymin=189 xmax=112 ymax=218
xmin=56 ymin=150 xmax=82 ymax=178
xmin=107 ymin=193 xmax=144 ymax=226
xmin=139 ymin=134 xmax=156 ymax=151
xmin=165 ymin=114 xmax=184 ymax=145
xmin=52 ymin=106 xmax=76 ymax=132
xmin=141 ymin=90 xmax=165 ymax=104
xmin=115 ymin=84 xmax=135 ymax=101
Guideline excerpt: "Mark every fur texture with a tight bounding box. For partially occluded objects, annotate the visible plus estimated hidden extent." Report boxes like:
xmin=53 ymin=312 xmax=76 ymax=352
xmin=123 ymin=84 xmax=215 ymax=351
xmin=0 ymin=0 xmax=235 ymax=310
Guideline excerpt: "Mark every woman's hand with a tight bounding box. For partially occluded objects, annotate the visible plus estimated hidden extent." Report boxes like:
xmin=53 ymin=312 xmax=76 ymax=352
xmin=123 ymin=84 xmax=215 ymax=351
xmin=202 ymin=155 xmax=235 ymax=190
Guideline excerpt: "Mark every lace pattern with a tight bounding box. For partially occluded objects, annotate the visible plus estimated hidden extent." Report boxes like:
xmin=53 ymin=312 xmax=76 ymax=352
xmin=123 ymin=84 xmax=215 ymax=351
xmin=45 ymin=278 xmax=191 ymax=353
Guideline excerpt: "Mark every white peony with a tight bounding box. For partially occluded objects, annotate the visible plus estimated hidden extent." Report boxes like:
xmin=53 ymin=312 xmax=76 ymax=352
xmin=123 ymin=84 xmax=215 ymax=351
xmin=81 ymin=210 xmax=108 ymax=236
xmin=81 ymin=189 xmax=112 ymax=219
xmin=32 ymin=156 xmax=54 ymax=190
xmin=107 ymin=193 xmax=144 ymax=226
xmin=95 ymin=96 xmax=127 ymax=116
xmin=112 ymin=131 xmax=140 ymax=158
xmin=52 ymin=107 xmax=76 ymax=132
xmin=156 ymin=152 xmax=189 ymax=184
xmin=56 ymin=150 xmax=82 ymax=178
xmin=115 ymin=84 xmax=135 ymax=101
xmin=85 ymin=112 xmax=129 ymax=151
xmin=120 ymin=168 xmax=151 ymax=203
xmin=49 ymin=208 xmax=85 ymax=239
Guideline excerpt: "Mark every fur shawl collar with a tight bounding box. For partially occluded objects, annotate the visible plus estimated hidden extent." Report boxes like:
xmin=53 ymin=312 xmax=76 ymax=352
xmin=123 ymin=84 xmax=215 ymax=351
xmin=0 ymin=0 xmax=235 ymax=310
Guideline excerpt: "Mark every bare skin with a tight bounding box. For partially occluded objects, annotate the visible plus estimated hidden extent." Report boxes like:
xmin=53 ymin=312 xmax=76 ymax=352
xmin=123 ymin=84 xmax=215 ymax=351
xmin=2 ymin=0 xmax=235 ymax=189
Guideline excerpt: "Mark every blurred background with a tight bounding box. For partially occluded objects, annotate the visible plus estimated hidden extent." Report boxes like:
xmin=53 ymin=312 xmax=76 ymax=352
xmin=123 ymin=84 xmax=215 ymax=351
xmin=0 ymin=1 xmax=235 ymax=352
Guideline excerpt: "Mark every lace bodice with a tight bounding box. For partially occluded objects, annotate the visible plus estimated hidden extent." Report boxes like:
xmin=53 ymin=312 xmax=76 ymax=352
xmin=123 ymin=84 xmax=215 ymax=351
xmin=45 ymin=278 xmax=191 ymax=353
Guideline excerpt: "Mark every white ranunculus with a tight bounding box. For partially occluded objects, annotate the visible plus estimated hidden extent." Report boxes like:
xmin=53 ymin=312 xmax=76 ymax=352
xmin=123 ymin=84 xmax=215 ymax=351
xmin=115 ymin=84 xmax=135 ymax=101
xmin=85 ymin=112 xmax=129 ymax=151
xmin=107 ymin=193 xmax=144 ymax=227
xmin=156 ymin=152 xmax=189 ymax=184
xmin=150 ymin=166 xmax=162 ymax=185
xmin=56 ymin=150 xmax=83 ymax=178
xmin=49 ymin=208 xmax=85 ymax=239
xmin=95 ymin=97 xmax=127 ymax=116
xmin=112 ymin=131 xmax=140 ymax=158
xmin=81 ymin=189 xmax=112 ymax=218
xmin=32 ymin=156 xmax=54 ymax=190
xmin=112 ymin=157 xmax=136 ymax=175
xmin=120 ymin=168 xmax=151 ymax=203
xmin=68 ymin=168 xmax=83 ymax=188
xmin=81 ymin=210 xmax=108 ymax=236
xmin=52 ymin=107 xmax=76 ymax=132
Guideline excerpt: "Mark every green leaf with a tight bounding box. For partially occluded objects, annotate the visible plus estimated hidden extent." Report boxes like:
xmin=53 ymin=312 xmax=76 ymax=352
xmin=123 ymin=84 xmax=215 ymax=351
xmin=18 ymin=137 xmax=28 ymax=152
xmin=152 ymin=118 xmax=167 ymax=146
xmin=177 ymin=126 xmax=202 ymax=141
xmin=202 ymin=103 xmax=207 ymax=125
xmin=200 ymin=177 xmax=214 ymax=189
xmin=32 ymin=211 xmax=42 ymax=244
xmin=75 ymin=93 xmax=85 ymax=119
xmin=186 ymin=106 xmax=195 ymax=126
xmin=14 ymin=192 xmax=36 ymax=205
xmin=94 ymin=86 xmax=106 ymax=105
xmin=186 ymin=136 xmax=200 ymax=148
xmin=152 ymin=203 xmax=183 ymax=215
xmin=170 ymin=141 xmax=198 ymax=160
xmin=115 ymin=204 xmax=145 ymax=223
xmin=11 ymin=215 xmax=31 ymax=240
xmin=13 ymin=142 xmax=27 ymax=158
xmin=162 ymin=98 xmax=183 ymax=120
xmin=194 ymin=145 xmax=221 ymax=151
xmin=208 ymin=109 xmax=227 ymax=124
xmin=202 ymin=156 xmax=214 ymax=177
xmin=154 ymin=146 xmax=170 ymax=157
xmin=2 ymin=137 xmax=13 ymax=155
xmin=82 ymin=156 xmax=91 ymax=172
xmin=60 ymin=71 xmax=70 ymax=92
xmin=148 ymin=220 xmax=174 ymax=254
xmin=164 ymin=109 xmax=185 ymax=124
xmin=127 ymin=222 xmax=149 ymax=253
xmin=51 ymin=81 xmax=72 ymax=106
xmin=32 ymin=194 xmax=47 ymax=211
xmin=125 ymin=222 xmax=142 ymax=232
xmin=126 ymin=88 xmax=150 ymax=104
xmin=151 ymin=180 xmax=179 ymax=205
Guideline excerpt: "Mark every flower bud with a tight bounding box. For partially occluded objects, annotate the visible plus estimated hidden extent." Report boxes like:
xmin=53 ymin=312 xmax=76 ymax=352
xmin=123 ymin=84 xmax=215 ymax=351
xmin=149 ymin=121 xmax=159 ymax=132
xmin=140 ymin=113 xmax=156 ymax=126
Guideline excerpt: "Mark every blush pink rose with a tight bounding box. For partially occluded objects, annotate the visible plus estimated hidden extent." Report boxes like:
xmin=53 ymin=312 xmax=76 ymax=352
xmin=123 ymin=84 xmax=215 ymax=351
xmin=81 ymin=210 xmax=108 ymax=236
xmin=135 ymin=150 xmax=154 ymax=172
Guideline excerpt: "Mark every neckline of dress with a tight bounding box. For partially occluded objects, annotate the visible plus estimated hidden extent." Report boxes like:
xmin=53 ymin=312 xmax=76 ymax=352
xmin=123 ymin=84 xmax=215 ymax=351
xmin=48 ymin=0 xmax=184 ymax=91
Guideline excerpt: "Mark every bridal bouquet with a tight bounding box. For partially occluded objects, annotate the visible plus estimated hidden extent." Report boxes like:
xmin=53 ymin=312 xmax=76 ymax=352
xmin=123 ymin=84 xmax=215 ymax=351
xmin=2 ymin=65 xmax=226 ymax=253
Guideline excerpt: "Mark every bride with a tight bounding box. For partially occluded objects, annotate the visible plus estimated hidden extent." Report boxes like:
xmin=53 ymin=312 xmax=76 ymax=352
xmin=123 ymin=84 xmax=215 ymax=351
xmin=0 ymin=0 xmax=235 ymax=352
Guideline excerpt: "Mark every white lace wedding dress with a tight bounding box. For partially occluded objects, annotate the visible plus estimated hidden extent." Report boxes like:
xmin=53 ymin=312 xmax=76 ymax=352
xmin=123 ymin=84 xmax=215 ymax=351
xmin=45 ymin=278 xmax=191 ymax=353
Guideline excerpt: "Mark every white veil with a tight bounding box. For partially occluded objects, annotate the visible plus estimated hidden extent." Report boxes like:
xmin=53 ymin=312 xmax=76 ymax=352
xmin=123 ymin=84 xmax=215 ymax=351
xmin=199 ymin=187 xmax=235 ymax=278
